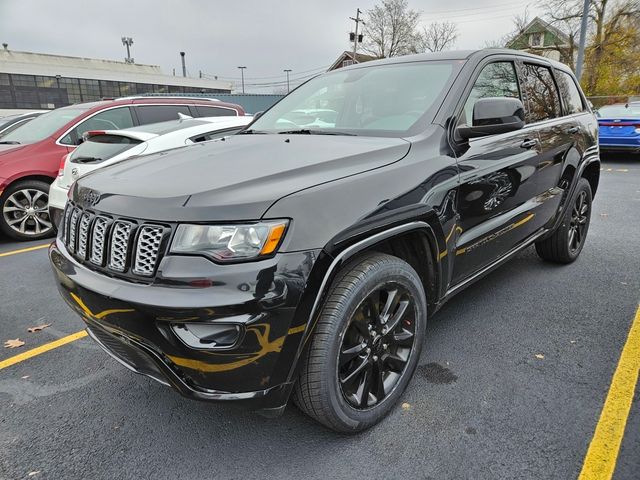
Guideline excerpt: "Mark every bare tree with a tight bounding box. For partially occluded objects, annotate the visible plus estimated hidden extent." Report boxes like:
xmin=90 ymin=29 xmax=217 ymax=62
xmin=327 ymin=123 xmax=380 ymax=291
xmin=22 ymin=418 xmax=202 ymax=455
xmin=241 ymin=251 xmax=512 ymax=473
xmin=361 ymin=0 xmax=422 ymax=58
xmin=419 ymin=21 xmax=458 ymax=52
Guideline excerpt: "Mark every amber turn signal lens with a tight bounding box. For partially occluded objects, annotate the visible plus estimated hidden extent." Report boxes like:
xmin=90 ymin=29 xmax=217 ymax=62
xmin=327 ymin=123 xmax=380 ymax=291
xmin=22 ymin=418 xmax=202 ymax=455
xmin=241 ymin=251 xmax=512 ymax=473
xmin=260 ymin=223 xmax=286 ymax=255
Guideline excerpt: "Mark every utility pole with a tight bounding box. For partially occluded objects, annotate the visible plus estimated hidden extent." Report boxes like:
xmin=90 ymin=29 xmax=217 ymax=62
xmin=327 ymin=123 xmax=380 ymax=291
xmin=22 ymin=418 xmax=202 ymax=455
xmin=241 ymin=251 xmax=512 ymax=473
xmin=575 ymin=0 xmax=590 ymax=80
xmin=237 ymin=66 xmax=247 ymax=93
xmin=284 ymin=69 xmax=292 ymax=92
xmin=121 ymin=37 xmax=134 ymax=64
xmin=349 ymin=9 xmax=365 ymax=62
xmin=180 ymin=52 xmax=187 ymax=77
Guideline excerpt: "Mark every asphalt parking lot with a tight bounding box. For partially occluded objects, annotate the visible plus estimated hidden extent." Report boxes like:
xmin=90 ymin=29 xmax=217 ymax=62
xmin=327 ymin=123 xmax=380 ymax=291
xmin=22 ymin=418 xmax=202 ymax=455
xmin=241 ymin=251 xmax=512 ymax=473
xmin=0 ymin=156 xmax=638 ymax=480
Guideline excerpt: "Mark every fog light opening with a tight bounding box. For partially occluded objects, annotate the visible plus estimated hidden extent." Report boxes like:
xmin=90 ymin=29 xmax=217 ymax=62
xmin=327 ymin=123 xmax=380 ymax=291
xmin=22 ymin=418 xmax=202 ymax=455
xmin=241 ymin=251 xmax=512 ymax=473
xmin=172 ymin=323 xmax=242 ymax=349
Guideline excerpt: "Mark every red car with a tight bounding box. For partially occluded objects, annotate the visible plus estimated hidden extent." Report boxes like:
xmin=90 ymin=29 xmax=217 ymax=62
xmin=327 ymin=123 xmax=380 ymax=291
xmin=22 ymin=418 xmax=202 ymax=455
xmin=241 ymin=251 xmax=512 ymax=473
xmin=0 ymin=97 xmax=245 ymax=240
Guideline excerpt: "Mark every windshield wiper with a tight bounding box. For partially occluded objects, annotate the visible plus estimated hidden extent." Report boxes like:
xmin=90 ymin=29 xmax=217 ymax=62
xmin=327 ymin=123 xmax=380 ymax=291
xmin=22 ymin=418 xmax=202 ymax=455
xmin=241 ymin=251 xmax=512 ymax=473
xmin=238 ymin=129 xmax=266 ymax=134
xmin=277 ymin=129 xmax=356 ymax=136
xmin=73 ymin=156 xmax=102 ymax=163
xmin=0 ymin=140 xmax=20 ymax=144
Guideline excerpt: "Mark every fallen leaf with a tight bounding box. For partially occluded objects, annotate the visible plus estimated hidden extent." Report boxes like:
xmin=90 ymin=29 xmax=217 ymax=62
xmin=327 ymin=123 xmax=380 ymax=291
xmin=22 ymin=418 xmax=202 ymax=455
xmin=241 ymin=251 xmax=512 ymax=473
xmin=620 ymin=282 xmax=628 ymax=285
xmin=401 ymin=402 xmax=411 ymax=410
xmin=570 ymin=340 xmax=576 ymax=344
xmin=616 ymin=169 xmax=628 ymax=172
xmin=4 ymin=339 xmax=25 ymax=348
xmin=535 ymin=353 xmax=545 ymax=359
xmin=21 ymin=375 xmax=30 ymax=379
xmin=28 ymin=472 xmax=40 ymax=477
xmin=600 ymin=213 xmax=609 ymax=217
xmin=27 ymin=323 xmax=51 ymax=333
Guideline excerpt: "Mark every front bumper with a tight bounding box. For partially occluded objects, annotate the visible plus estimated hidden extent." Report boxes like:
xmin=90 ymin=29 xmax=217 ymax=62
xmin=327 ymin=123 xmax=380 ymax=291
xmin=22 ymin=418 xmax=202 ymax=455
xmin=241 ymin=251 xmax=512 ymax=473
xmin=49 ymin=238 xmax=320 ymax=409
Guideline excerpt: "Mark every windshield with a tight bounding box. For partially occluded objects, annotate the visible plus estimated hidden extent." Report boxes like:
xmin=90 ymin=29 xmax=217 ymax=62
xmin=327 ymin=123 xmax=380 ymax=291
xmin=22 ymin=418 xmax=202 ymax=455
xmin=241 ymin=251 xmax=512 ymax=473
xmin=597 ymin=104 xmax=640 ymax=119
xmin=0 ymin=106 xmax=92 ymax=144
xmin=69 ymin=134 xmax=142 ymax=164
xmin=249 ymin=60 xmax=459 ymax=137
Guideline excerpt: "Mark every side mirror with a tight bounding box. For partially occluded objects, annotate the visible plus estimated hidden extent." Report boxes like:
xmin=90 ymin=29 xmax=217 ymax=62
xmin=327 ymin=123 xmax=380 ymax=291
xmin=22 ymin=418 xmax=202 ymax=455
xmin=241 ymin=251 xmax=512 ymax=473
xmin=456 ymin=97 xmax=525 ymax=140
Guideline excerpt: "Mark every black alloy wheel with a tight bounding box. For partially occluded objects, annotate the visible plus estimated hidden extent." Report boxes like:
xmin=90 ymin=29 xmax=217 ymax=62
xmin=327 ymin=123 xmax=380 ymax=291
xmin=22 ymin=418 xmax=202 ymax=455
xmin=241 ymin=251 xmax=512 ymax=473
xmin=568 ymin=190 xmax=589 ymax=254
xmin=338 ymin=284 xmax=416 ymax=409
xmin=293 ymin=252 xmax=427 ymax=433
xmin=535 ymin=177 xmax=592 ymax=263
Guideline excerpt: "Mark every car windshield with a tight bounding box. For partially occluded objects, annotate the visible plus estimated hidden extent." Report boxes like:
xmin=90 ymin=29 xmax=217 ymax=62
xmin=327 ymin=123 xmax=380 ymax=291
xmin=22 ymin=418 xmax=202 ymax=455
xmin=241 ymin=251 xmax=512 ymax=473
xmin=0 ymin=106 xmax=92 ymax=144
xmin=69 ymin=134 xmax=142 ymax=164
xmin=597 ymin=104 xmax=640 ymax=119
xmin=249 ymin=60 xmax=459 ymax=137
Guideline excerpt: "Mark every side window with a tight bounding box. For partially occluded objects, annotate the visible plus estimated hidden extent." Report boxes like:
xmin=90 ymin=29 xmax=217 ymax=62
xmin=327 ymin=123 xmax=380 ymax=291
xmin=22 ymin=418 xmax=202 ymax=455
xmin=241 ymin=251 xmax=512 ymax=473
xmin=62 ymin=107 xmax=134 ymax=145
xmin=195 ymin=106 xmax=237 ymax=117
xmin=555 ymin=70 xmax=585 ymax=115
xmin=135 ymin=105 xmax=192 ymax=125
xmin=520 ymin=63 xmax=561 ymax=123
xmin=188 ymin=127 xmax=242 ymax=143
xmin=459 ymin=62 xmax=520 ymax=126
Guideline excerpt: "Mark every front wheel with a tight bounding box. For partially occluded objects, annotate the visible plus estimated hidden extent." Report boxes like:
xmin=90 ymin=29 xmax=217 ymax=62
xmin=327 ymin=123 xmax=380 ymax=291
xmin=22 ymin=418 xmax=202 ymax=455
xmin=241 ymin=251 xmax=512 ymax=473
xmin=293 ymin=252 xmax=427 ymax=433
xmin=0 ymin=180 xmax=55 ymax=241
xmin=535 ymin=177 xmax=592 ymax=263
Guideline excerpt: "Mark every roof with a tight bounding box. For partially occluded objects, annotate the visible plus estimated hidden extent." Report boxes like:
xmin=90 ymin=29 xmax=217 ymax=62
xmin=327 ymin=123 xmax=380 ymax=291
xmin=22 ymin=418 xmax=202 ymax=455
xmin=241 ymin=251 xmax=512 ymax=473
xmin=333 ymin=48 xmax=571 ymax=72
xmin=0 ymin=48 xmax=233 ymax=91
xmin=506 ymin=17 xmax=571 ymax=48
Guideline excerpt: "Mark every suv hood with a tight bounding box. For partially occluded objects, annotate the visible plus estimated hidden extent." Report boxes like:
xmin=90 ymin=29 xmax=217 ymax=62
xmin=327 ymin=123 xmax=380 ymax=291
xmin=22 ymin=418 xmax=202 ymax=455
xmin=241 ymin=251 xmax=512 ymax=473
xmin=76 ymin=134 xmax=411 ymax=221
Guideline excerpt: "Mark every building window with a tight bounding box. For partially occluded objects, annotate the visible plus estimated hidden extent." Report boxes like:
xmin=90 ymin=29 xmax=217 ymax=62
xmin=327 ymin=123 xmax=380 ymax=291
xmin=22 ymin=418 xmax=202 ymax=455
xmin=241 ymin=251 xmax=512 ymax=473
xmin=529 ymin=32 xmax=544 ymax=47
xmin=99 ymin=80 xmax=120 ymax=99
xmin=11 ymin=74 xmax=37 ymax=87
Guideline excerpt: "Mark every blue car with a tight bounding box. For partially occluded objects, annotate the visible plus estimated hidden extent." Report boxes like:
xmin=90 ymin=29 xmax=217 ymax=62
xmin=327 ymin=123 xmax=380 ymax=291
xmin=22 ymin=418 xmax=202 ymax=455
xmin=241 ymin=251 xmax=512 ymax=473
xmin=596 ymin=103 xmax=640 ymax=154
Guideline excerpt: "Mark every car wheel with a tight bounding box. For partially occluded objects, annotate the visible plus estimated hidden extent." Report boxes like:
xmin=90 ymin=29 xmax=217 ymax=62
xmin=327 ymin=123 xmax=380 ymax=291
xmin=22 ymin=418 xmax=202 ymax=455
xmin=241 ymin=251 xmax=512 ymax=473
xmin=535 ymin=177 xmax=592 ymax=263
xmin=0 ymin=180 xmax=55 ymax=241
xmin=293 ymin=252 xmax=427 ymax=433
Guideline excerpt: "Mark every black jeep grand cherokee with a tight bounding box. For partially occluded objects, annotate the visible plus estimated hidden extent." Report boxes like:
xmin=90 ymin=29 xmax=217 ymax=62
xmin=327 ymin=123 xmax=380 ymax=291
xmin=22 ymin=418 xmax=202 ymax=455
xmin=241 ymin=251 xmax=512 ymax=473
xmin=50 ymin=49 xmax=599 ymax=433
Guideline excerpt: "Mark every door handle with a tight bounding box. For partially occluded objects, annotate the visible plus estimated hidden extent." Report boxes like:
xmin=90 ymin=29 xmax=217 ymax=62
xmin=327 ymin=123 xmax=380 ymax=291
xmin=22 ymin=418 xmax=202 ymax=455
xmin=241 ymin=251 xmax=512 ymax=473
xmin=520 ymin=139 xmax=538 ymax=149
xmin=566 ymin=126 xmax=580 ymax=134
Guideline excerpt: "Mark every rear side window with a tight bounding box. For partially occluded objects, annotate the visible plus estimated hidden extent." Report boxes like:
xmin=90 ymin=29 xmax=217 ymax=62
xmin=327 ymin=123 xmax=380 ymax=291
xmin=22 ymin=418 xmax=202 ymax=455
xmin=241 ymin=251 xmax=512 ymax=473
xmin=136 ymin=105 xmax=192 ymax=124
xmin=555 ymin=70 xmax=585 ymax=115
xmin=69 ymin=134 xmax=141 ymax=164
xmin=62 ymin=107 xmax=134 ymax=145
xmin=459 ymin=61 xmax=520 ymax=126
xmin=195 ymin=106 xmax=237 ymax=117
xmin=520 ymin=63 xmax=561 ymax=123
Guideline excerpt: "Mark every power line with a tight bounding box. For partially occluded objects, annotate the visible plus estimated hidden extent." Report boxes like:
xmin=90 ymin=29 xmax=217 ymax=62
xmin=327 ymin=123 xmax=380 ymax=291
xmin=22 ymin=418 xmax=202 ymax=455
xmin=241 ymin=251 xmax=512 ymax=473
xmin=202 ymin=64 xmax=330 ymax=81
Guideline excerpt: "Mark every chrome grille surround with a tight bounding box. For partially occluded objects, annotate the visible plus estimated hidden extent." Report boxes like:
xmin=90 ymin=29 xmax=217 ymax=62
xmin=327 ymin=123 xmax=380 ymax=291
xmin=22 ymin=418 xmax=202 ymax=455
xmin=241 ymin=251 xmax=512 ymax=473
xmin=62 ymin=204 xmax=72 ymax=241
xmin=76 ymin=213 xmax=92 ymax=259
xmin=108 ymin=221 xmax=133 ymax=272
xmin=133 ymin=225 xmax=164 ymax=276
xmin=89 ymin=216 xmax=109 ymax=266
xmin=68 ymin=208 xmax=80 ymax=253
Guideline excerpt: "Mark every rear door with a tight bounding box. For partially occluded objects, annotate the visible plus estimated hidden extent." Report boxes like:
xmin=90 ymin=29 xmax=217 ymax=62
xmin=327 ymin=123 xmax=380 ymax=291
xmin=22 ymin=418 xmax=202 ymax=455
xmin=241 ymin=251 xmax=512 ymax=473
xmin=451 ymin=58 xmax=543 ymax=284
xmin=517 ymin=61 xmax=580 ymax=228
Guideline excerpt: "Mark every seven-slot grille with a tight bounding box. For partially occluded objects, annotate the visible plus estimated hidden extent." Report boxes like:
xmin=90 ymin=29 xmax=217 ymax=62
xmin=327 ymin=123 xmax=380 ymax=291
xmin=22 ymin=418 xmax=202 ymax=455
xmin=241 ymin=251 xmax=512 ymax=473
xmin=62 ymin=203 xmax=166 ymax=277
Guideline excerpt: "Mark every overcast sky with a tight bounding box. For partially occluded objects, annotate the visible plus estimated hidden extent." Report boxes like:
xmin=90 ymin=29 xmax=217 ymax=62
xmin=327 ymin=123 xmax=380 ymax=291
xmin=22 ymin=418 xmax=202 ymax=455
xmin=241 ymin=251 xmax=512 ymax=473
xmin=0 ymin=0 xmax=540 ymax=92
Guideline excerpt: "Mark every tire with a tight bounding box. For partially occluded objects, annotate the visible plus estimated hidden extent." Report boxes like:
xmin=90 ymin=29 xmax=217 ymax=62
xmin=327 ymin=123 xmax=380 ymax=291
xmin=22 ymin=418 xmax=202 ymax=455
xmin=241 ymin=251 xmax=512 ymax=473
xmin=293 ymin=252 xmax=427 ymax=433
xmin=535 ymin=177 xmax=592 ymax=263
xmin=0 ymin=179 xmax=55 ymax=241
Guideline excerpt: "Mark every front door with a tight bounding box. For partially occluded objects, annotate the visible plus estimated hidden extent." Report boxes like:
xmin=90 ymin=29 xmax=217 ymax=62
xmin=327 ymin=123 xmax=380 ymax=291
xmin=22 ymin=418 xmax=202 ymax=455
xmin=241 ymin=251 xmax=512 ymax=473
xmin=451 ymin=59 xmax=543 ymax=285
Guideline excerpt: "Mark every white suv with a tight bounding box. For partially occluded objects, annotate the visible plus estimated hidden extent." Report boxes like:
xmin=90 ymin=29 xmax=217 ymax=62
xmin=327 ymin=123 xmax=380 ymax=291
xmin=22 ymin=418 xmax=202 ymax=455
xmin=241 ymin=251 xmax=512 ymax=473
xmin=49 ymin=115 xmax=252 ymax=224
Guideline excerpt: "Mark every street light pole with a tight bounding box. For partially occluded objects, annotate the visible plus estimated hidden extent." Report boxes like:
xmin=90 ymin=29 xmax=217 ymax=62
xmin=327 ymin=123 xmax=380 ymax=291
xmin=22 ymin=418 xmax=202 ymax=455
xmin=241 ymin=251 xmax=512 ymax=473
xmin=284 ymin=69 xmax=292 ymax=93
xmin=575 ymin=0 xmax=590 ymax=81
xmin=237 ymin=66 xmax=247 ymax=94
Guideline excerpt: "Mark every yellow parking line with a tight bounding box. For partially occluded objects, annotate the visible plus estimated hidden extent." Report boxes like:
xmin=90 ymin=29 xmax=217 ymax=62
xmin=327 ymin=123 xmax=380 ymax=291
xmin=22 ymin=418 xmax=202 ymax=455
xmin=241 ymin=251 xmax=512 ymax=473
xmin=0 ymin=243 xmax=50 ymax=258
xmin=578 ymin=305 xmax=640 ymax=480
xmin=0 ymin=330 xmax=87 ymax=370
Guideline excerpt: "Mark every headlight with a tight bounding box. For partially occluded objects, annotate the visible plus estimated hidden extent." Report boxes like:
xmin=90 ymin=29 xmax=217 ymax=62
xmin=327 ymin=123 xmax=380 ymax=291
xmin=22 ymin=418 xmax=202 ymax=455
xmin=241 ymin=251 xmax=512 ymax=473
xmin=170 ymin=220 xmax=288 ymax=261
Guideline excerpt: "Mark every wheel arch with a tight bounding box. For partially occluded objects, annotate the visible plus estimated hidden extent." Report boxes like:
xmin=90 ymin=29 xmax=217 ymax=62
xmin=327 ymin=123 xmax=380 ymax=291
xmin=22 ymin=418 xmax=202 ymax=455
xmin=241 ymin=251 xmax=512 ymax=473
xmin=1 ymin=173 xmax=56 ymax=194
xmin=581 ymin=160 xmax=600 ymax=198
xmin=282 ymin=212 xmax=446 ymax=389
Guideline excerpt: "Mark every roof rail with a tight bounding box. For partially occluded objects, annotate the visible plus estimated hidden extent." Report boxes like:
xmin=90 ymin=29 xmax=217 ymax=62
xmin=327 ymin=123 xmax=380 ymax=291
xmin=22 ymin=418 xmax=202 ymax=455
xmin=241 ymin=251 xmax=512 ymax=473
xmin=116 ymin=95 xmax=220 ymax=102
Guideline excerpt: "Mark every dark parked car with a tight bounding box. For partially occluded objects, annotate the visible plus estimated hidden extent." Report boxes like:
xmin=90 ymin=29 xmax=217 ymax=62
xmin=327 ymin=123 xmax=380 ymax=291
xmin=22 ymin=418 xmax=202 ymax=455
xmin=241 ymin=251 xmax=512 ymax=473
xmin=50 ymin=50 xmax=599 ymax=433
xmin=0 ymin=97 xmax=244 ymax=241
xmin=0 ymin=111 xmax=43 ymax=138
